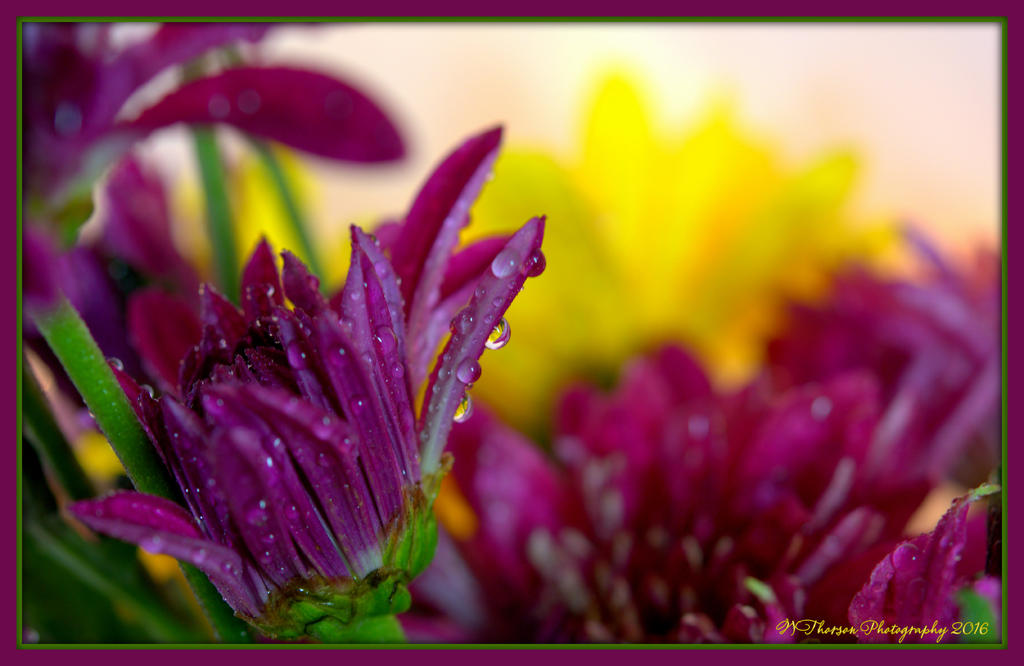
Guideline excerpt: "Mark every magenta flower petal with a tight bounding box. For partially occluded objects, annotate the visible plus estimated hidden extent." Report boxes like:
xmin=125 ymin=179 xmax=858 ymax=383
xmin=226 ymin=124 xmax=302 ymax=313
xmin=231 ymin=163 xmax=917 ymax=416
xmin=848 ymin=485 xmax=999 ymax=642
xmin=111 ymin=24 xmax=270 ymax=99
xmin=389 ymin=127 xmax=503 ymax=381
xmin=439 ymin=235 xmax=514 ymax=301
xmin=334 ymin=227 xmax=418 ymax=479
xmin=125 ymin=66 xmax=404 ymax=162
xmin=241 ymin=239 xmax=284 ymax=320
xmin=205 ymin=384 xmax=384 ymax=576
xmin=127 ymin=288 xmax=202 ymax=393
xmin=212 ymin=427 xmax=309 ymax=587
xmin=311 ymin=314 xmax=404 ymax=523
xmin=99 ymin=157 xmax=198 ymax=296
xmin=419 ymin=216 xmax=545 ymax=473
xmin=400 ymin=235 xmax=512 ymax=389
xmin=68 ymin=491 xmax=258 ymax=616
xmin=446 ymin=409 xmax=565 ymax=591
xmin=23 ymin=23 xmax=271 ymax=202
xmin=281 ymin=250 xmax=326 ymax=316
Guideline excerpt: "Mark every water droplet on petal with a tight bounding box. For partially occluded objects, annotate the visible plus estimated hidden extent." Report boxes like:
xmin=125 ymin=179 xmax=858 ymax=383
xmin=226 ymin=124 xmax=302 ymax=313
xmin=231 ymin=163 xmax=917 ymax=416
xmin=456 ymin=358 xmax=481 ymax=384
xmin=108 ymin=357 xmax=124 ymax=371
xmin=485 ymin=318 xmax=511 ymax=350
xmin=450 ymin=308 xmax=474 ymax=335
xmin=141 ymin=384 xmax=156 ymax=398
xmin=526 ymin=250 xmax=546 ymax=277
xmin=453 ymin=394 xmax=473 ymax=423
xmin=490 ymin=248 xmax=518 ymax=278
xmin=375 ymin=325 xmax=397 ymax=355
xmin=193 ymin=548 xmax=208 ymax=564
xmin=391 ymin=362 xmax=405 ymax=379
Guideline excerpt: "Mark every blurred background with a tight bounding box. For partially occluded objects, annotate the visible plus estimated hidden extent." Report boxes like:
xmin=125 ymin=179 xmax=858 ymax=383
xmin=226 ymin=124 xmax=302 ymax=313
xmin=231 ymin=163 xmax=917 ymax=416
xmin=130 ymin=23 xmax=999 ymax=256
xmin=118 ymin=20 xmax=1002 ymax=440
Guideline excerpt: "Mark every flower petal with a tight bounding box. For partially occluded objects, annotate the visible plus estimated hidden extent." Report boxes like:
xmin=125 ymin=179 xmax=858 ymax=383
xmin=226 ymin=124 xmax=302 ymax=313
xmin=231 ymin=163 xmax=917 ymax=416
xmin=205 ymin=384 xmax=384 ymax=577
xmin=333 ymin=227 xmax=418 ymax=479
xmin=312 ymin=314 xmax=404 ymax=525
xmin=281 ymin=250 xmax=325 ymax=316
xmin=419 ymin=216 xmax=545 ymax=474
xmin=405 ymin=235 xmax=512 ymax=389
xmin=847 ymin=485 xmax=999 ymax=642
xmin=389 ymin=127 xmax=503 ymax=370
xmin=127 ymin=288 xmax=202 ymax=393
xmin=69 ymin=491 xmax=259 ymax=616
xmin=240 ymin=238 xmax=283 ymax=320
xmin=211 ymin=427 xmax=308 ymax=587
xmin=125 ymin=66 xmax=404 ymax=162
xmin=99 ymin=156 xmax=197 ymax=295
xmin=201 ymin=385 xmax=351 ymax=579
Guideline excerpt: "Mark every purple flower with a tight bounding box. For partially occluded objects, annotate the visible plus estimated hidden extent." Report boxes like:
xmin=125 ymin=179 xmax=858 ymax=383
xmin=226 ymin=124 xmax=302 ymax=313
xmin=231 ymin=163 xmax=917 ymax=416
xmin=409 ymin=335 xmax=998 ymax=643
xmin=767 ymin=234 xmax=1001 ymax=486
xmin=849 ymin=484 xmax=1000 ymax=643
xmin=23 ymin=23 xmax=403 ymax=214
xmin=68 ymin=128 xmax=546 ymax=638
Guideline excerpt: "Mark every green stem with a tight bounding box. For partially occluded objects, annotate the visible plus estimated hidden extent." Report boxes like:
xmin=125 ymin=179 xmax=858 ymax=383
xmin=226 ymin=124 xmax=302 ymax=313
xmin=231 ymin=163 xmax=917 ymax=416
xmin=193 ymin=127 xmax=239 ymax=303
xmin=30 ymin=298 xmax=251 ymax=642
xmin=180 ymin=565 xmax=253 ymax=643
xmin=32 ymin=299 xmax=175 ymax=498
xmin=250 ymin=139 xmax=326 ymax=285
xmin=306 ymin=614 xmax=407 ymax=644
xmin=22 ymin=364 xmax=95 ymax=501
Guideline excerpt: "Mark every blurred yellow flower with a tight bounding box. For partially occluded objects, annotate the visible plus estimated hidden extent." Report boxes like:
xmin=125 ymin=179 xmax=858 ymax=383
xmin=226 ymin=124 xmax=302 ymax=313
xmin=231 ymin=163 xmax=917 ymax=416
xmin=463 ymin=72 xmax=896 ymax=436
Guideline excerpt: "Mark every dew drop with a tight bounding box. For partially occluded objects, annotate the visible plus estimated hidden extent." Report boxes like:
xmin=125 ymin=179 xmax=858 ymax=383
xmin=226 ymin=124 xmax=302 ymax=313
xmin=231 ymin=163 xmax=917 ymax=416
xmin=375 ymin=325 xmax=397 ymax=355
xmin=193 ymin=548 xmax=208 ymax=565
xmin=453 ymin=394 xmax=473 ymax=423
xmin=456 ymin=358 xmax=481 ymax=384
xmin=490 ymin=248 xmax=518 ymax=278
xmin=526 ymin=249 xmax=546 ymax=277
xmin=108 ymin=357 xmax=124 ymax=371
xmin=450 ymin=308 xmax=474 ymax=335
xmin=391 ymin=362 xmax=405 ymax=379
xmin=485 ymin=318 xmax=511 ymax=350
xmin=285 ymin=505 xmax=300 ymax=520
xmin=141 ymin=384 xmax=156 ymax=398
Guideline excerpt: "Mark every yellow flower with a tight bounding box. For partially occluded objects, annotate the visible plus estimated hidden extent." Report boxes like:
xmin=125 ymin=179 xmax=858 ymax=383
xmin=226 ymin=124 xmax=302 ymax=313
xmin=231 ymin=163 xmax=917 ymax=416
xmin=463 ymin=72 xmax=897 ymax=436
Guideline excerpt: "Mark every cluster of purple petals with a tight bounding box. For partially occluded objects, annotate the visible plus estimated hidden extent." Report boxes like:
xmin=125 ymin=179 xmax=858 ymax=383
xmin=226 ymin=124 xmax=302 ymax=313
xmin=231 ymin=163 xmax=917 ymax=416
xmin=69 ymin=128 xmax=546 ymax=623
xmin=23 ymin=23 xmax=402 ymax=209
xmin=407 ymin=247 xmax=1000 ymax=643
